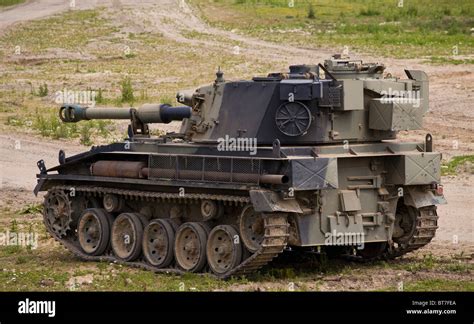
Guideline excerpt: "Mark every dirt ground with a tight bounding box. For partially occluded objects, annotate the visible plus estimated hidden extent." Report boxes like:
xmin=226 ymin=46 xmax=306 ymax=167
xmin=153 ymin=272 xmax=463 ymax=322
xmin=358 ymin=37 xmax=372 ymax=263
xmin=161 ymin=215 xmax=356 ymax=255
xmin=0 ymin=0 xmax=472 ymax=290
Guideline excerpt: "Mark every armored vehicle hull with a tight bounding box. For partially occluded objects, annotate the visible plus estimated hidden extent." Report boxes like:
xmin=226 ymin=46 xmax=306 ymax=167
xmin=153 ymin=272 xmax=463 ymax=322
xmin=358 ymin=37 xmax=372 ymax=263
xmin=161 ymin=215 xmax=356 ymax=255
xmin=35 ymin=56 xmax=446 ymax=278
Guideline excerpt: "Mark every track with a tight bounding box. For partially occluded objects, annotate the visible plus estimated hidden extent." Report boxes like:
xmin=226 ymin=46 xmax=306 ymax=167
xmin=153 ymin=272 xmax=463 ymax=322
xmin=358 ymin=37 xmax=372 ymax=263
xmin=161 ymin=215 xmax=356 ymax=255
xmin=44 ymin=185 xmax=289 ymax=279
xmin=347 ymin=206 xmax=439 ymax=262
xmin=386 ymin=206 xmax=439 ymax=258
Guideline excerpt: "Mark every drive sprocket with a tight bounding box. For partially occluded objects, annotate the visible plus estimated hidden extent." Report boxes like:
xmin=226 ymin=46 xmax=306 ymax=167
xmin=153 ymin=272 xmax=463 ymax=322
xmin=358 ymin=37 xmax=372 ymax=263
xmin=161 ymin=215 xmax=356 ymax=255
xmin=43 ymin=190 xmax=73 ymax=237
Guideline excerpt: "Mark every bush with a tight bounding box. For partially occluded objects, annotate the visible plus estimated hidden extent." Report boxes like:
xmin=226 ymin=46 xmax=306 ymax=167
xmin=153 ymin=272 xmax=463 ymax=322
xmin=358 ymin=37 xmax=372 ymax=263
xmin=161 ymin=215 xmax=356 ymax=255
xmin=38 ymin=83 xmax=48 ymax=97
xmin=120 ymin=77 xmax=134 ymax=104
xmin=80 ymin=123 xmax=92 ymax=145
xmin=307 ymin=4 xmax=315 ymax=19
xmin=96 ymin=88 xmax=104 ymax=104
xmin=359 ymin=8 xmax=380 ymax=17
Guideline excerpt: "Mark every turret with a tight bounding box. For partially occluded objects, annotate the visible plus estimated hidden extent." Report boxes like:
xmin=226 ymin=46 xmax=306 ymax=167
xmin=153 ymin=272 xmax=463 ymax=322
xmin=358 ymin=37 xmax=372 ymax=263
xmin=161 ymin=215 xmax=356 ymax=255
xmin=180 ymin=55 xmax=429 ymax=145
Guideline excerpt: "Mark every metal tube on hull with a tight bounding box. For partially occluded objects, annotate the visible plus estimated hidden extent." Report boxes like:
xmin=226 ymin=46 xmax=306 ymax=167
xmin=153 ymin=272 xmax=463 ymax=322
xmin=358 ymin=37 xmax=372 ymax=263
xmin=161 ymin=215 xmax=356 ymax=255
xmin=90 ymin=161 xmax=288 ymax=184
xmin=91 ymin=161 xmax=146 ymax=179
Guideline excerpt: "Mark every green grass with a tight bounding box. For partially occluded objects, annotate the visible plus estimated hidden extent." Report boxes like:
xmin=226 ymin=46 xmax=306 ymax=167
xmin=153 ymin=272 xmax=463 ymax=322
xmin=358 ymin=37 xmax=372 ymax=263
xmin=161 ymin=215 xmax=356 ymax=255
xmin=19 ymin=204 xmax=43 ymax=215
xmin=5 ymin=109 xmax=114 ymax=143
xmin=441 ymin=155 xmax=474 ymax=175
xmin=191 ymin=0 xmax=474 ymax=60
xmin=403 ymin=279 xmax=474 ymax=291
xmin=0 ymin=0 xmax=25 ymax=7
xmin=391 ymin=253 xmax=473 ymax=274
xmin=0 ymin=10 xmax=117 ymax=52
xmin=427 ymin=56 xmax=474 ymax=65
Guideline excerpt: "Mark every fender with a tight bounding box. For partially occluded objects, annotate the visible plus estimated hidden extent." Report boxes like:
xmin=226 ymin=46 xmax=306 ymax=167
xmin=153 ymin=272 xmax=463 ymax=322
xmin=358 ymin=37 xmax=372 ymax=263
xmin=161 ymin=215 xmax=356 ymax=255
xmin=403 ymin=186 xmax=447 ymax=209
xmin=249 ymin=190 xmax=303 ymax=213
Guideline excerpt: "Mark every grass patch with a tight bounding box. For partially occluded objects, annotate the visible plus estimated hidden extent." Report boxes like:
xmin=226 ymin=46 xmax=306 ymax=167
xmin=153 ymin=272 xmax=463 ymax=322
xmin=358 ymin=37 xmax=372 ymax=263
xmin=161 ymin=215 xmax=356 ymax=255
xmin=390 ymin=252 xmax=473 ymax=274
xmin=5 ymin=108 xmax=114 ymax=144
xmin=18 ymin=204 xmax=43 ymax=215
xmin=403 ymin=279 xmax=474 ymax=291
xmin=0 ymin=0 xmax=25 ymax=7
xmin=428 ymin=56 xmax=474 ymax=65
xmin=441 ymin=155 xmax=474 ymax=175
xmin=120 ymin=77 xmax=135 ymax=104
xmin=0 ymin=10 xmax=117 ymax=53
xmin=191 ymin=0 xmax=474 ymax=60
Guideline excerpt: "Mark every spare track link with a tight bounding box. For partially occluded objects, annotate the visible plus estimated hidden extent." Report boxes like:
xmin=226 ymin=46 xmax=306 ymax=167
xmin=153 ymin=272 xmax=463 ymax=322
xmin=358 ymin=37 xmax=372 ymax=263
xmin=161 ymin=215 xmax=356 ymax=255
xmin=44 ymin=186 xmax=289 ymax=279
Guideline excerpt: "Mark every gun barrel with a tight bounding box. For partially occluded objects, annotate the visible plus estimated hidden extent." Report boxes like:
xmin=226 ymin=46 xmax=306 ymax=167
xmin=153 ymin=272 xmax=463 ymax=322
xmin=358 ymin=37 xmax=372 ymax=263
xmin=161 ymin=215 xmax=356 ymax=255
xmin=59 ymin=104 xmax=192 ymax=124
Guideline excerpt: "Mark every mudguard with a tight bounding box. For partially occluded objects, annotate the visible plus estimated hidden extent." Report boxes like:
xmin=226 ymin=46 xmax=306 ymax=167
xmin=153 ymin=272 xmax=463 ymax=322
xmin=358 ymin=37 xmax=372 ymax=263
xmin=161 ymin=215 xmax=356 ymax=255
xmin=404 ymin=186 xmax=447 ymax=208
xmin=249 ymin=190 xmax=303 ymax=213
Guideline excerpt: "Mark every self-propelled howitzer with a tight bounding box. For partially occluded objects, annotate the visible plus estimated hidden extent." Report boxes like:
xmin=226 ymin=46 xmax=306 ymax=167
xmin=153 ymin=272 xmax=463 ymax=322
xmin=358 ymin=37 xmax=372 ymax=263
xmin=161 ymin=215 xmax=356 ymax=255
xmin=35 ymin=56 xmax=446 ymax=278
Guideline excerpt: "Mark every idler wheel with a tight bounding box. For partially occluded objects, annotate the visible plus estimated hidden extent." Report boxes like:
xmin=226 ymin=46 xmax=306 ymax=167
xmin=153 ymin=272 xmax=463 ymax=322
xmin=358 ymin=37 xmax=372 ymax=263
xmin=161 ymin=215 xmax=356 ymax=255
xmin=111 ymin=213 xmax=145 ymax=261
xmin=206 ymin=225 xmax=242 ymax=276
xmin=393 ymin=204 xmax=418 ymax=244
xmin=174 ymin=222 xmax=208 ymax=272
xmin=77 ymin=208 xmax=113 ymax=256
xmin=143 ymin=219 xmax=177 ymax=268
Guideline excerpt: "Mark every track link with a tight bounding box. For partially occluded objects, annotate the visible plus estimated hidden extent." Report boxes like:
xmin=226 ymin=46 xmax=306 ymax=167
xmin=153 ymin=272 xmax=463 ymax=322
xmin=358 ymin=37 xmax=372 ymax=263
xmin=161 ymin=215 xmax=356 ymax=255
xmin=43 ymin=186 xmax=288 ymax=279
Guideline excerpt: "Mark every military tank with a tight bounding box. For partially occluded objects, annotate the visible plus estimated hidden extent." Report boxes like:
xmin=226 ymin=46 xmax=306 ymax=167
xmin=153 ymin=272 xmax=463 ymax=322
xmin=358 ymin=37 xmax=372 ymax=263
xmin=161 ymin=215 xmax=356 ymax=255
xmin=35 ymin=55 xmax=446 ymax=278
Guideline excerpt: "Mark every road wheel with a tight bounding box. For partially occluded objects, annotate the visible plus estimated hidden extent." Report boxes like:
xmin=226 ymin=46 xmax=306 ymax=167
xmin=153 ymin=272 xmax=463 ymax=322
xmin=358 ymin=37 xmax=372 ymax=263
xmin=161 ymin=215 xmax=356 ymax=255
xmin=143 ymin=219 xmax=177 ymax=268
xmin=111 ymin=213 xmax=144 ymax=261
xmin=206 ymin=225 xmax=242 ymax=276
xmin=174 ymin=222 xmax=208 ymax=272
xmin=77 ymin=208 xmax=112 ymax=256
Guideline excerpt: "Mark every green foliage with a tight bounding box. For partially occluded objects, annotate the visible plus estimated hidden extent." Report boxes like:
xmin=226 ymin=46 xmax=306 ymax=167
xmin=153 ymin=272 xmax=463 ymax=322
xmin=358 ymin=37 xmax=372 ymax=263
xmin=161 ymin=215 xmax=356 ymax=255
xmin=441 ymin=155 xmax=474 ymax=175
xmin=96 ymin=88 xmax=105 ymax=104
xmin=0 ymin=0 xmax=25 ymax=7
xmin=428 ymin=57 xmax=474 ymax=65
xmin=38 ymin=83 xmax=48 ymax=97
xmin=403 ymin=279 xmax=474 ymax=291
xmin=4 ymin=109 xmax=114 ymax=144
xmin=2 ymin=246 xmax=21 ymax=255
xmin=160 ymin=95 xmax=174 ymax=105
xmin=80 ymin=123 xmax=93 ymax=146
xmin=139 ymin=88 xmax=149 ymax=101
xmin=6 ymin=115 xmax=25 ymax=126
xmin=10 ymin=219 xmax=18 ymax=233
xmin=307 ymin=4 xmax=315 ymax=19
xmin=192 ymin=0 xmax=474 ymax=60
xmin=0 ymin=10 xmax=114 ymax=52
xmin=19 ymin=204 xmax=43 ymax=215
xmin=15 ymin=255 xmax=28 ymax=264
xmin=359 ymin=8 xmax=380 ymax=17
xmin=120 ymin=77 xmax=135 ymax=104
